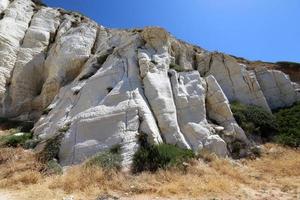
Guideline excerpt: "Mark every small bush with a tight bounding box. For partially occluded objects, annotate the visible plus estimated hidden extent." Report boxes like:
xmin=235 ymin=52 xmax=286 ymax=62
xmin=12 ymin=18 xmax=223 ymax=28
xmin=275 ymin=103 xmax=300 ymax=147
xmin=132 ymin=143 xmax=195 ymax=173
xmin=37 ymin=135 xmax=62 ymax=162
xmin=23 ymin=139 xmax=40 ymax=149
xmin=46 ymin=159 xmax=63 ymax=175
xmin=85 ymin=149 xmax=122 ymax=170
xmin=0 ymin=132 xmax=33 ymax=147
xmin=231 ymin=102 xmax=278 ymax=138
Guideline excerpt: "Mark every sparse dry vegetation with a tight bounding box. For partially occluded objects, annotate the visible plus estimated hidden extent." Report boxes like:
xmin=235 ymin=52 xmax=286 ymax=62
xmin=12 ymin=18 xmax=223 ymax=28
xmin=0 ymin=115 xmax=299 ymax=200
xmin=0 ymin=143 xmax=299 ymax=200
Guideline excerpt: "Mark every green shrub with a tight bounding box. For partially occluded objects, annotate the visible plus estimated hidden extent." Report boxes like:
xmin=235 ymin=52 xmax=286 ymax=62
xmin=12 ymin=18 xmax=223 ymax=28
xmin=0 ymin=132 xmax=33 ymax=147
xmin=231 ymin=102 xmax=278 ymax=138
xmin=23 ymin=138 xmax=40 ymax=149
xmin=85 ymin=148 xmax=122 ymax=170
xmin=46 ymin=159 xmax=63 ymax=175
xmin=132 ymin=143 xmax=195 ymax=173
xmin=275 ymin=103 xmax=300 ymax=147
xmin=38 ymin=135 xmax=63 ymax=162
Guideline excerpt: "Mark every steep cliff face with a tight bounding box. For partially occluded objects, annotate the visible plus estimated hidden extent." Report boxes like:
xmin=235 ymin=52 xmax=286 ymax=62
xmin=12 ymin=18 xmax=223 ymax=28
xmin=0 ymin=0 xmax=299 ymax=167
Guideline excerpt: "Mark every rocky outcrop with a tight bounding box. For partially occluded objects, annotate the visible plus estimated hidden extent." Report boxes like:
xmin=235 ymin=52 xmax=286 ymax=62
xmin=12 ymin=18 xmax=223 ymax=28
xmin=203 ymin=53 xmax=271 ymax=112
xmin=255 ymin=67 xmax=300 ymax=110
xmin=0 ymin=0 xmax=299 ymax=166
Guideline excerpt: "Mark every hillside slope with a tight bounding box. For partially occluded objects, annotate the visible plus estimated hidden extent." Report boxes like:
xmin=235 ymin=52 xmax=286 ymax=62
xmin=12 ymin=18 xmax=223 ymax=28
xmin=0 ymin=0 xmax=299 ymax=167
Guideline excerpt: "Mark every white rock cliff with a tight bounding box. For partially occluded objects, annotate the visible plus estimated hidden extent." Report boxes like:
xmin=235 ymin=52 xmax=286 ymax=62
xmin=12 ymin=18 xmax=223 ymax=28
xmin=0 ymin=0 xmax=299 ymax=167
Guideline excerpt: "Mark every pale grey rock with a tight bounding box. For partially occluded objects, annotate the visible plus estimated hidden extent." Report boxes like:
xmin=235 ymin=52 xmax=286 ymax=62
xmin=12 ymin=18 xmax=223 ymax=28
xmin=204 ymin=135 xmax=228 ymax=157
xmin=38 ymin=20 xmax=98 ymax=109
xmin=0 ymin=0 xmax=34 ymax=107
xmin=138 ymin=33 xmax=190 ymax=149
xmin=255 ymin=67 xmax=300 ymax=109
xmin=169 ymin=69 xmax=227 ymax=156
xmin=205 ymin=75 xmax=249 ymax=143
xmin=35 ymin=31 xmax=162 ymax=166
xmin=205 ymin=53 xmax=271 ymax=112
xmin=0 ymin=0 xmax=9 ymax=13
xmin=4 ymin=7 xmax=61 ymax=117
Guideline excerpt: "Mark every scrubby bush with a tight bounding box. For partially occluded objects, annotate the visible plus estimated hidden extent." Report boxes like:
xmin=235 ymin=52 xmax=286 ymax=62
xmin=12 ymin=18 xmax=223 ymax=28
xmin=275 ymin=103 xmax=300 ymax=147
xmin=46 ymin=159 xmax=63 ymax=175
xmin=132 ymin=137 xmax=195 ymax=173
xmin=231 ymin=102 xmax=278 ymax=138
xmin=0 ymin=132 xmax=33 ymax=147
xmin=23 ymin=139 xmax=40 ymax=149
xmin=37 ymin=135 xmax=63 ymax=162
xmin=85 ymin=145 xmax=122 ymax=170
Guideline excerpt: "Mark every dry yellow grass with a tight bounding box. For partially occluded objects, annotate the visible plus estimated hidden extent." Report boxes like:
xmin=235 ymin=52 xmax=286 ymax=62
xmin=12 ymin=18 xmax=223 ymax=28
xmin=0 ymin=143 xmax=299 ymax=200
xmin=0 ymin=147 xmax=43 ymax=188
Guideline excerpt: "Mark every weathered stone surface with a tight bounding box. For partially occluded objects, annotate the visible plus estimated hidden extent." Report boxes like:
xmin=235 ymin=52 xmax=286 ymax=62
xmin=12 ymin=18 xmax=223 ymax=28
xmin=0 ymin=0 xmax=9 ymax=13
xmin=0 ymin=0 xmax=34 ymax=107
xmin=38 ymin=20 xmax=97 ymax=109
xmin=170 ymin=70 xmax=227 ymax=156
xmin=138 ymin=49 xmax=190 ymax=149
xmin=255 ymin=67 xmax=300 ymax=109
xmin=0 ymin=1 xmax=298 ymax=167
xmin=4 ymin=7 xmax=61 ymax=118
xmin=35 ymin=30 xmax=162 ymax=166
xmin=205 ymin=75 xmax=249 ymax=144
xmin=205 ymin=53 xmax=271 ymax=112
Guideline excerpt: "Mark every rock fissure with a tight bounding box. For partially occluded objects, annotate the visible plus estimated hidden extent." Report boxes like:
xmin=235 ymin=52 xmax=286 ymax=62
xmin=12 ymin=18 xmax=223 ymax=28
xmin=222 ymin=54 xmax=236 ymax=98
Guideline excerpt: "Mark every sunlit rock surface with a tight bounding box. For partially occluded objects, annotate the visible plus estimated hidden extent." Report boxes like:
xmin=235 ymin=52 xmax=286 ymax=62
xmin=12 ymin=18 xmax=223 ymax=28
xmin=0 ymin=0 xmax=299 ymax=166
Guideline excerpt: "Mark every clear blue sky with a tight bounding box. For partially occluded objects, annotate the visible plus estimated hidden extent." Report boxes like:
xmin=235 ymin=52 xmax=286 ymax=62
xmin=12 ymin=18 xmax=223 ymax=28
xmin=44 ymin=0 xmax=300 ymax=63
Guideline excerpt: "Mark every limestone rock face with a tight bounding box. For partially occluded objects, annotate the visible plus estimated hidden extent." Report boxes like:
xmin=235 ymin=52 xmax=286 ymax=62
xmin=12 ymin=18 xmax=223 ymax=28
xmin=169 ymin=70 xmax=227 ymax=156
xmin=0 ymin=0 xmax=299 ymax=166
xmin=5 ymin=7 xmax=61 ymax=117
xmin=0 ymin=0 xmax=34 ymax=107
xmin=255 ymin=68 xmax=300 ymax=109
xmin=204 ymin=53 xmax=271 ymax=112
xmin=205 ymin=75 xmax=249 ymax=144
